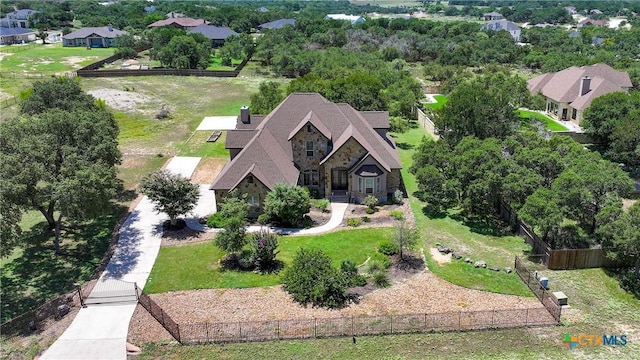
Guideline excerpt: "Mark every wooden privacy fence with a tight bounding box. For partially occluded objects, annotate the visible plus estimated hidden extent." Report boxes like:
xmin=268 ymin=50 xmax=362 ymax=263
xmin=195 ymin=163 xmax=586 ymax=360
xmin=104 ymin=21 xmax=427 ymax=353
xmin=499 ymin=201 xmax=630 ymax=270
xmin=77 ymin=68 xmax=240 ymax=78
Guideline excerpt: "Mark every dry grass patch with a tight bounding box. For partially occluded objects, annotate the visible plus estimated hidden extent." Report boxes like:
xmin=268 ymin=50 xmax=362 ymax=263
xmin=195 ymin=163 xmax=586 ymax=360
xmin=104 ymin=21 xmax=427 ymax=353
xmin=190 ymin=157 xmax=227 ymax=185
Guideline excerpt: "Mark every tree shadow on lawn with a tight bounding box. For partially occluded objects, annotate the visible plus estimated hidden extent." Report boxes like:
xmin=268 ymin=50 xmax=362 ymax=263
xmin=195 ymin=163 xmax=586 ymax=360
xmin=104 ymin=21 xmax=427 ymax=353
xmin=0 ymin=204 xmax=127 ymax=322
xmin=603 ymin=267 xmax=640 ymax=300
xmin=450 ymin=212 xmax=513 ymax=237
xmin=396 ymin=142 xmax=415 ymax=150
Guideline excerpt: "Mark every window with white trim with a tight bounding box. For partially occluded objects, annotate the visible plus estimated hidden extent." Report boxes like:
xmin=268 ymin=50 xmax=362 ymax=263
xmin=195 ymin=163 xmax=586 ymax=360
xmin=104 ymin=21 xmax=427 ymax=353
xmin=248 ymin=194 xmax=259 ymax=207
xmin=358 ymin=176 xmax=381 ymax=194
xmin=306 ymin=141 xmax=314 ymax=157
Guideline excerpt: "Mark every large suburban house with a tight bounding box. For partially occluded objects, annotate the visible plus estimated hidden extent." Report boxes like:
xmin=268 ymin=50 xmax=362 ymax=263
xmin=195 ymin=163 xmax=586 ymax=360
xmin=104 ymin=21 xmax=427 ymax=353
xmin=578 ymin=18 xmax=608 ymax=28
xmin=483 ymin=12 xmax=504 ymax=21
xmin=480 ymin=20 xmax=521 ymax=42
xmin=325 ymin=14 xmax=365 ymax=25
xmin=527 ymin=63 xmax=632 ymax=125
xmin=188 ymin=24 xmax=238 ymax=47
xmin=257 ymin=18 xmax=296 ymax=31
xmin=210 ymin=93 xmax=402 ymax=211
xmin=0 ymin=9 xmax=38 ymax=28
xmin=62 ymin=26 xmax=127 ymax=47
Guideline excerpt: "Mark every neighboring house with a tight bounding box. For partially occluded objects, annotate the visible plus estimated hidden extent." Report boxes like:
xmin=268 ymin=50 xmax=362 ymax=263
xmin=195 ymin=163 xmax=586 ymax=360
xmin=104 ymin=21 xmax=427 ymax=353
xmin=166 ymin=12 xmax=185 ymax=19
xmin=481 ymin=20 xmax=521 ymax=42
xmin=565 ymin=6 xmax=577 ymax=15
xmin=188 ymin=24 xmax=238 ymax=47
xmin=568 ymin=31 xmax=580 ymax=38
xmin=144 ymin=6 xmax=156 ymax=14
xmin=258 ymin=6 xmax=269 ymax=13
xmin=527 ymin=63 xmax=632 ymax=125
xmin=0 ymin=8 xmax=39 ymax=28
xmin=592 ymin=36 xmax=604 ymax=46
xmin=483 ymin=12 xmax=504 ymax=21
xmin=147 ymin=17 xmax=209 ymax=29
xmin=257 ymin=18 xmax=296 ymax=31
xmin=210 ymin=93 xmax=402 ymax=211
xmin=0 ymin=26 xmax=35 ymax=45
xmin=578 ymin=18 xmax=607 ymax=27
xmin=325 ymin=14 xmax=365 ymax=25
xmin=590 ymin=9 xmax=603 ymax=15
xmin=62 ymin=26 xmax=127 ymax=47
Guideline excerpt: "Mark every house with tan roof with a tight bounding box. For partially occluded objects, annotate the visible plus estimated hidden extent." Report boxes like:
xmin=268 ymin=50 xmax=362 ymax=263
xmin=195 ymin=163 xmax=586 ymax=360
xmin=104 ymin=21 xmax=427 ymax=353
xmin=210 ymin=93 xmax=402 ymax=211
xmin=527 ymin=63 xmax=632 ymax=125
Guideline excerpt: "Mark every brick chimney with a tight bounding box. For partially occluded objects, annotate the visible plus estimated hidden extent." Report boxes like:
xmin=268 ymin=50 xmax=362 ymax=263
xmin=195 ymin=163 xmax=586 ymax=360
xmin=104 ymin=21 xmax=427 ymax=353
xmin=240 ymin=105 xmax=250 ymax=124
xmin=580 ymin=76 xmax=591 ymax=96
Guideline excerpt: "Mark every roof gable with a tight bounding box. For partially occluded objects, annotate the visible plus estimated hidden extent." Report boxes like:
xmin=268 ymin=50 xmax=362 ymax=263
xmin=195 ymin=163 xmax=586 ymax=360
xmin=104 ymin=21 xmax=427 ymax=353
xmin=189 ymin=24 xmax=238 ymax=40
xmin=62 ymin=27 xmax=128 ymax=40
xmin=287 ymin=111 xmax=331 ymax=140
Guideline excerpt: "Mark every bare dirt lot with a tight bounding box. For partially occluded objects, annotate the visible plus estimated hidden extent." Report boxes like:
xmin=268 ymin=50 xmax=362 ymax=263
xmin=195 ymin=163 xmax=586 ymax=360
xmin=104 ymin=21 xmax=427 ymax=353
xmin=87 ymin=88 xmax=158 ymax=113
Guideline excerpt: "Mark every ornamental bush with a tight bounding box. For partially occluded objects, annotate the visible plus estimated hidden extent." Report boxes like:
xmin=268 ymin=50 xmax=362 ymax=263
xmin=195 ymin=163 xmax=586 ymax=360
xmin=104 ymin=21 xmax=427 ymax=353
xmin=282 ymin=248 xmax=347 ymax=308
xmin=249 ymin=230 xmax=279 ymax=271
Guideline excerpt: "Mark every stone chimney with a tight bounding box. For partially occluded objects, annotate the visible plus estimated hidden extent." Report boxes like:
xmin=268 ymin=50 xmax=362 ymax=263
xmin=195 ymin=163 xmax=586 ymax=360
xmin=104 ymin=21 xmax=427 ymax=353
xmin=580 ymin=76 xmax=591 ymax=96
xmin=240 ymin=105 xmax=250 ymax=124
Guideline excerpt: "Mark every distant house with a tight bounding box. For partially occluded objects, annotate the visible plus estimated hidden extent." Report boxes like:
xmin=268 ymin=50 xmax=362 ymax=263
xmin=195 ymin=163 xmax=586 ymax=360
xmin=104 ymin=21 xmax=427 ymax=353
xmin=258 ymin=6 xmax=269 ymax=13
xmin=325 ymin=14 xmax=365 ymax=25
xmin=211 ymin=93 xmax=402 ymax=210
xmin=0 ymin=8 xmax=39 ymax=28
xmin=527 ymin=63 xmax=632 ymax=125
xmin=62 ymin=26 xmax=128 ymax=48
xmin=578 ymin=18 xmax=608 ymax=28
xmin=565 ymin=6 xmax=577 ymax=15
xmin=483 ymin=12 xmax=504 ymax=21
xmin=257 ymin=18 xmax=296 ymax=31
xmin=568 ymin=31 xmax=580 ymax=38
xmin=0 ymin=27 xmax=36 ymax=45
xmin=592 ymin=36 xmax=604 ymax=46
xmin=166 ymin=12 xmax=185 ymax=19
xmin=147 ymin=17 xmax=209 ymax=29
xmin=143 ymin=6 xmax=156 ymax=14
xmin=481 ymin=20 xmax=521 ymax=42
xmin=589 ymin=9 xmax=603 ymax=15
xmin=188 ymin=24 xmax=238 ymax=47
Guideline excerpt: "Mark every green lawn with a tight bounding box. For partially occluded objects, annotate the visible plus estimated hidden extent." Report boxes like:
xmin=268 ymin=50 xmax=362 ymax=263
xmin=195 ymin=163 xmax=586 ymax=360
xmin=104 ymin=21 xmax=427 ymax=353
xmin=0 ymin=43 xmax=114 ymax=74
xmin=519 ymin=109 xmax=569 ymax=131
xmin=144 ymin=228 xmax=393 ymax=294
xmin=177 ymin=131 xmax=229 ymax=158
xmin=424 ymin=94 xmax=448 ymax=110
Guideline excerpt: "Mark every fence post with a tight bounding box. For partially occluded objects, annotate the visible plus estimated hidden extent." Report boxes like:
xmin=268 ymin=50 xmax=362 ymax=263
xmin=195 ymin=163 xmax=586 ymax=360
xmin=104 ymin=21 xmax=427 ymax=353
xmin=525 ymin=308 xmax=529 ymax=326
xmin=277 ymin=320 xmax=280 ymax=339
xmin=239 ymin=322 xmax=242 ymax=338
xmin=424 ymin=313 xmax=427 ymax=330
xmin=390 ymin=315 xmax=393 ymax=334
xmin=491 ymin=310 xmax=494 ymax=327
xmin=351 ymin=316 xmax=355 ymax=336
xmin=134 ymin=282 xmax=139 ymax=301
xmin=314 ymin=318 xmax=317 ymax=338
xmin=176 ymin=323 xmax=181 ymax=343
xmin=206 ymin=322 xmax=209 ymax=342
xmin=458 ymin=311 xmax=461 ymax=330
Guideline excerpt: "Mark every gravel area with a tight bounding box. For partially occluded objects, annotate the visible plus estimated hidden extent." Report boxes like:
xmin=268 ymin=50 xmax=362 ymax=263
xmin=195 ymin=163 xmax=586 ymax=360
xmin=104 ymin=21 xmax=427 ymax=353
xmin=128 ymin=270 xmax=546 ymax=344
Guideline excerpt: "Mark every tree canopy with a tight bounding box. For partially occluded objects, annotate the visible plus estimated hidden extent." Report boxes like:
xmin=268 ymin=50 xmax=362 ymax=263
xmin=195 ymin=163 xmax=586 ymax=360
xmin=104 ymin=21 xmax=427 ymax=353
xmin=139 ymin=170 xmax=200 ymax=227
xmin=1 ymin=77 xmax=121 ymax=254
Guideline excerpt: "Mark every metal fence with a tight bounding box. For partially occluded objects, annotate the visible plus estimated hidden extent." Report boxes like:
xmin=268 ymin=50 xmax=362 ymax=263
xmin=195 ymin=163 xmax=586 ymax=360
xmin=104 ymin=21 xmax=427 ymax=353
xmin=176 ymin=307 xmax=556 ymax=344
xmin=514 ymin=256 xmax=562 ymax=322
xmin=138 ymin=291 xmax=181 ymax=342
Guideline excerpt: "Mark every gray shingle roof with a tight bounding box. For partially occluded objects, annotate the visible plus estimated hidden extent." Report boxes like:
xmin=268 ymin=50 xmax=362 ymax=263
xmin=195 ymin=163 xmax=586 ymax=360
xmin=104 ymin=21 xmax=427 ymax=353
xmin=188 ymin=24 xmax=238 ymax=40
xmin=257 ymin=18 xmax=296 ymax=30
xmin=211 ymin=93 xmax=401 ymax=192
xmin=0 ymin=26 xmax=34 ymax=35
xmin=62 ymin=26 xmax=128 ymax=40
xmin=481 ymin=20 xmax=520 ymax=31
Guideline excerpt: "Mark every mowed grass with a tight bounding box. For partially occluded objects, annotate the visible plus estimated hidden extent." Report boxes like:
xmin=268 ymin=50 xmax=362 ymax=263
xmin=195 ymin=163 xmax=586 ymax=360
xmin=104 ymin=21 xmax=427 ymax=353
xmin=144 ymin=228 xmax=392 ymax=293
xmin=0 ymin=43 xmax=113 ymax=73
xmin=177 ymin=131 xmax=229 ymax=158
xmin=391 ymin=125 xmax=532 ymax=296
xmin=424 ymin=94 xmax=448 ymax=110
xmin=519 ymin=109 xmax=569 ymax=131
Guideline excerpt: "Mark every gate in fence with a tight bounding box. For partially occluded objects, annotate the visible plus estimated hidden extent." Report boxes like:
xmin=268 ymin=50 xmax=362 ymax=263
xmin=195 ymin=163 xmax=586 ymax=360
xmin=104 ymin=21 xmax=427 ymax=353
xmin=83 ymin=279 xmax=139 ymax=306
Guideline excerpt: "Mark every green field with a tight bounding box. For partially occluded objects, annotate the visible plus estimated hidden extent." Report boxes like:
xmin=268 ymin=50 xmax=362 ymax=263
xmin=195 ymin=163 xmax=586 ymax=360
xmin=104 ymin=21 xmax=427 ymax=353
xmin=144 ymin=228 xmax=393 ymax=293
xmin=424 ymin=94 xmax=448 ymax=110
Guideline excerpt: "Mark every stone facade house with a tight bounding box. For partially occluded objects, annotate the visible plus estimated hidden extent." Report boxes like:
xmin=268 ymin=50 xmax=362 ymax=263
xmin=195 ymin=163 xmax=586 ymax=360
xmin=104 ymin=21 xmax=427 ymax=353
xmin=0 ymin=9 xmax=38 ymax=28
xmin=210 ymin=93 xmax=402 ymax=211
xmin=527 ymin=63 xmax=632 ymax=125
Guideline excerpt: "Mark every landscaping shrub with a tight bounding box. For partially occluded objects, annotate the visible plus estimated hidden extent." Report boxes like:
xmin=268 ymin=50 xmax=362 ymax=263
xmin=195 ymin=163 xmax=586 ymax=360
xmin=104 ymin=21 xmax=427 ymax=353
xmin=263 ymin=183 xmax=311 ymax=227
xmin=378 ymin=240 xmax=399 ymax=256
xmin=390 ymin=210 xmax=404 ymax=220
xmin=249 ymin=230 xmax=279 ymax=271
xmin=393 ymin=189 xmax=404 ymax=204
xmin=341 ymin=260 xmax=367 ymax=287
xmin=361 ymin=216 xmax=371 ymax=222
xmin=369 ymin=252 xmax=392 ymax=269
xmin=315 ymin=199 xmax=330 ymax=213
xmin=365 ymin=207 xmax=376 ymax=214
xmin=364 ymin=195 xmax=378 ymax=210
xmin=348 ymin=218 xmax=361 ymax=227
xmin=257 ymin=213 xmax=270 ymax=225
xmin=206 ymin=212 xmax=225 ymax=228
xmin=214 ymin=191 xmax=248 ymax=253
xmin=282 ymin=248 xmax=346 ymax=308
xmin=372 ymin=269 xmax=390 ymax=287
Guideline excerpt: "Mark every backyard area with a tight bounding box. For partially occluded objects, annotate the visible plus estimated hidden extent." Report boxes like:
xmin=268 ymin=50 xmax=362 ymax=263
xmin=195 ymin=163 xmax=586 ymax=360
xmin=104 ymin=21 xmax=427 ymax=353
xmin=519 ymin=109 xmax=569 ymax=131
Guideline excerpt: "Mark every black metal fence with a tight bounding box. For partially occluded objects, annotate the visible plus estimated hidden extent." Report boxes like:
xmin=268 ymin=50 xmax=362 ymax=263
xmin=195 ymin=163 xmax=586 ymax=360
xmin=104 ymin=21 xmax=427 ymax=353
xmin=138 ymin=291 xmax=181 ymax=342
xmin=514 ymin=256 xmax=562 ymax=322
xmin=177 ymin=307 xmax=556 ymax=344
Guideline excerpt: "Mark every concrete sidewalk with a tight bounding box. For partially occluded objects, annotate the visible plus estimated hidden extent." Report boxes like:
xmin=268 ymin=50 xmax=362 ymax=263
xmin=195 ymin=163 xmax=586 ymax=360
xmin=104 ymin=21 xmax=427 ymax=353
xmin=41 ymin=157 xmax=203 ymax=360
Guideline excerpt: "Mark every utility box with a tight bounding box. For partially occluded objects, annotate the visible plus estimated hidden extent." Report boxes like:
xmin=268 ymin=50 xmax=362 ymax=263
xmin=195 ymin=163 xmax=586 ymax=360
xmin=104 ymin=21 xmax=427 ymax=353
xmin=552 ymin=291 xmax=568 ymax=306
xmin=539 ymin=277 xmax=549 ymax=289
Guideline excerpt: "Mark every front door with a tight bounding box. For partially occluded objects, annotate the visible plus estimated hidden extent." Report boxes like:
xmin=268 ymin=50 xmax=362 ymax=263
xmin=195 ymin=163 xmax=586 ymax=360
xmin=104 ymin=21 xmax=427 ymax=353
xmin=561 ymin=108 xmax=568 ymax=120
xmin=331 ymin=168 xmax=348 ymax=191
